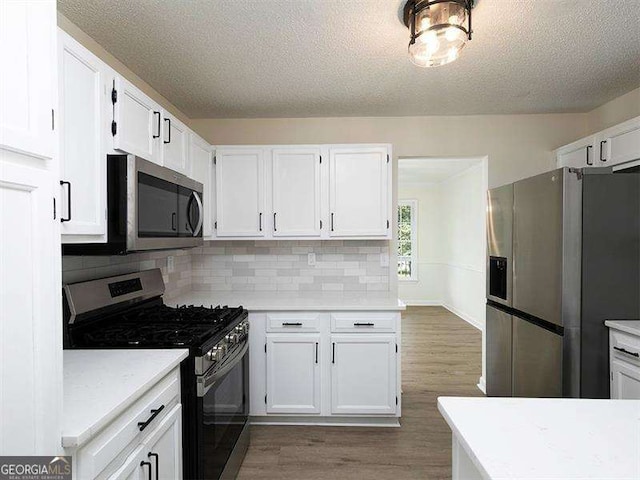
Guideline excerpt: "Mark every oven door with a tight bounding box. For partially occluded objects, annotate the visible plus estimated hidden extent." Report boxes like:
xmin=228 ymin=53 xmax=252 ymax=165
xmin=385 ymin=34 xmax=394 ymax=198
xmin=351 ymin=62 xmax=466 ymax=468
xmin=128 ymin=156 xmax=204 ymax=251
xmin=197 ymin=341 xmax=249 ymax=480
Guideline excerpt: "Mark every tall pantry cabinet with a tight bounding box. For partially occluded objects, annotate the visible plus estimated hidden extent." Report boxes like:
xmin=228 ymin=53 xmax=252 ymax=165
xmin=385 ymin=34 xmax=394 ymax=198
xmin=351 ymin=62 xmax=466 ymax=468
xmin=0 ymin=0 xmax=63 ymax=455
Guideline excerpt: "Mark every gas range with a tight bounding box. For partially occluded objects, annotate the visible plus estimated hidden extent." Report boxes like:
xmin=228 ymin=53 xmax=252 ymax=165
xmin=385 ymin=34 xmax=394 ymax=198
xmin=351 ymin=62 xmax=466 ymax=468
xmin=63 ymin=268 xmax=250 ymax=480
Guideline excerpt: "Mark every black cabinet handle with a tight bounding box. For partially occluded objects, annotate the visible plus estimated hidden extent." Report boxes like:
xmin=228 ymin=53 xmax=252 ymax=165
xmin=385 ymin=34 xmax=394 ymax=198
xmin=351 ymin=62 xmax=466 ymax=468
xmin=60 ymin=180 xmax=71 ymax=222
xmin=332 ymin=342 xmax=335 ymax=364
xmin=586 ymin=145 xmax=593 ymax=166
xmin=153 ymin=111 xmax=161 ymax=139
xmin=315 ymin=342 xmax=318 ymax=364
xmin=273 ymin=212 xmax=277 ymax=231
xmin=171 ymin=212 xmax=176 ymax=231
xmin=600 ymin=140 xmax=607 ymax=162
xmin=137 ymin=404 xmax=165 ymax=431
xmin=331 ymin=213 xmax=334 ymax=231
xmin=163 ymin=118 xmax=171 ymax=144
xmin=354 ymin=322 xmax=375 ymax=327
xmin=140 ymin=461 xmax=152 ymax=480
xmin=148 ymin=452 xmax=159 ymax=480
xmin=614 ymin=346 xmax=639 ymax=358
xmin=282 ymin=322 xmax=302 ymax=326
xmin=259 ymin=212 xmax=262 ymax=231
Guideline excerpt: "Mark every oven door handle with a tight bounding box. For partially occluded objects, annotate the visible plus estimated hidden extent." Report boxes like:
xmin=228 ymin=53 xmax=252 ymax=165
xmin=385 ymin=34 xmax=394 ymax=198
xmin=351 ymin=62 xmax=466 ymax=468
xmin=198 ymin=340 xmax=248 ymax=397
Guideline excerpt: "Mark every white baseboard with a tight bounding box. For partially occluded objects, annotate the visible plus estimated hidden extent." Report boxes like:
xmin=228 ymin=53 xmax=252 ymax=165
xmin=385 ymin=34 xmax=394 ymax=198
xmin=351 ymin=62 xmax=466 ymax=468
xmin=442 ymin=303 xmax=482 ymax=331
xmin=250 ymin=416 xmax=400 ymax=427
xmin=477 ymin=376 xmax=486 ymax=395
xmin=402 ymin=300 xmax=442 ymax=306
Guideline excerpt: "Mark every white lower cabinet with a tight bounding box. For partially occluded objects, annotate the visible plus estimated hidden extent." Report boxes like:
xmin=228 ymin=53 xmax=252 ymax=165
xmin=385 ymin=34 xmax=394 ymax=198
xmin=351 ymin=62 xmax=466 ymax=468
xmin=252 ymin=311 xmax=401 ymax=422
xmin=266 ymin=335 xmax=321 ymax=414
xmin=331 ymin=335 xmax=397 ymax=415
xmin=608 ymin=327 xmax=640 ymax=400
xmin=611 ymin=359 xmax=640 ymax=400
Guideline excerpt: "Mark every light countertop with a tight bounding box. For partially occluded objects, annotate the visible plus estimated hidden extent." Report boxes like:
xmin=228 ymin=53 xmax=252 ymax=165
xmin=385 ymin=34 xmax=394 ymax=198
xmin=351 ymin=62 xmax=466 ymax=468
xmin=63 ymin=349 xmax=188 ymax=448
xmin=605 ymin=320 xmax=640 ymax=337
xmin=168 ymin=291 xmax=406 ymax=311
xmin=438 ymin=397 xmax=640 ymax=480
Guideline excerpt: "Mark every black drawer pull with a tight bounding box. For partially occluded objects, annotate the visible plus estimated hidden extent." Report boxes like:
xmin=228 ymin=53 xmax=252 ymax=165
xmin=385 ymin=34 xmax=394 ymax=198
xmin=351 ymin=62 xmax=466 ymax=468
xmin=354 ymin=322 xmax=375 ymax=327
xmin=282 ymin=322 xmax=302 ymax=326
xmin=60 ymin=180 xmax=71 ymax=222
xmin=148 ymin=452 xmax=159 ymax=480
xmin=140 ymin=461 xmax=152 ymax=480
xmin=153 ymin=111 xmax=161 ymax=139
xmin=614 ymin=346 xmax=639 ymax=358
xmin=600 ymin=140 xmax=607 ymax=162
xmin=163 ymin=118 xmax=171 ymax=144
xmin=315 ymin=342 xmax=318 ymax=364
xmin=586 ymin=145 xmax=593 ymax=166
xmin=138 ymin=405 xmax=165 ymax=431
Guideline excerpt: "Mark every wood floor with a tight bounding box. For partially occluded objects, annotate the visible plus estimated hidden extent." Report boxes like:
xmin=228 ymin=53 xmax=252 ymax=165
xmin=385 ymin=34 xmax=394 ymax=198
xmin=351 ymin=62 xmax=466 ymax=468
xmin=237 ymin=306 xmax=483 ymax=480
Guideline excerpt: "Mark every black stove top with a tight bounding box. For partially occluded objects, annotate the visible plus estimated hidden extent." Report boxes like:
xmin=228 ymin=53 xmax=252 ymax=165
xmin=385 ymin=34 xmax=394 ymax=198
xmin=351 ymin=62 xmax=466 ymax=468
xmin=67 ymin=303 xmax=246 ymax=350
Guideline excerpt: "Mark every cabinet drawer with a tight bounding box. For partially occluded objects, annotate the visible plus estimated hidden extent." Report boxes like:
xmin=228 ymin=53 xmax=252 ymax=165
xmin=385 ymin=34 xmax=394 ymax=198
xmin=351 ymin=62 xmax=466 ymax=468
xmin=611 ymin=330 xmax=640 ymax=366
xmin=331 ymin=312 xmax=397 ymax=333
xmin=76 ymin=368 xmax=180 ymax=480
xmin=267 ymin=313 xmax=320 ymax=332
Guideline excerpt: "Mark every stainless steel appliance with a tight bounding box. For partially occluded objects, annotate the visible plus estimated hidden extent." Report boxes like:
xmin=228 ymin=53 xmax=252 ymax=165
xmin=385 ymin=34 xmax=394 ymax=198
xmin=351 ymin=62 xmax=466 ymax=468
xmin=63 ymin=269 xmax=249 ymax=479
xmin=63 ymin=155 xmax=204 ymax=255
xmin=486 ymin=167 xmax=640 ymax=398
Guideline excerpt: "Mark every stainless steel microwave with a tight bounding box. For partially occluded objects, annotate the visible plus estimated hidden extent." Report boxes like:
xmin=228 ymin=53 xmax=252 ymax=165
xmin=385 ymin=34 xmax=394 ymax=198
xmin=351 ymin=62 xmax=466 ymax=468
xmin=63 ymin=154 xmax=204 ymax=255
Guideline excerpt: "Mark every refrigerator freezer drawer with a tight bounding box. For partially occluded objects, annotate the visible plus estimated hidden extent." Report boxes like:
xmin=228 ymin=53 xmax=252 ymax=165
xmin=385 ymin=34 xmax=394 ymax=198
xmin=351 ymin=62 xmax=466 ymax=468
xmin=513 ymin=316 xmax=563 ymax=397
xmin=486 ymin=305 xmax=512 ymax=396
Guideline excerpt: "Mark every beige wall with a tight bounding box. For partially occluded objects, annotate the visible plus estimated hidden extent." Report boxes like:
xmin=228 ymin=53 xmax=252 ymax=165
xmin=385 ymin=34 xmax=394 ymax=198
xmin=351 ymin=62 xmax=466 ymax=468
xmin=585 ymin=87 xmax=640 ymax=134
xmin=57 ymin=14 xmax=191 ymax=126
xmin=191 ymin=114 xmax=586 ymax=189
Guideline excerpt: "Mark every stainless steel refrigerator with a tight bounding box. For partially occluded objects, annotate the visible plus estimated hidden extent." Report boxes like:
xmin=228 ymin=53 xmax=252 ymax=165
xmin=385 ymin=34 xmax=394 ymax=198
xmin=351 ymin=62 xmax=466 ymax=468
xmin=486 ymin=167 xmax=640 ymax=398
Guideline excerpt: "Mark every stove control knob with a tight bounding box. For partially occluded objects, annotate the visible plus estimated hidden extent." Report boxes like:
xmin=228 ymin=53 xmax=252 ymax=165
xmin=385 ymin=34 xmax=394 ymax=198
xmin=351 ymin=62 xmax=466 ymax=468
xmin=207 ymin=345 xmax=225 ymax=362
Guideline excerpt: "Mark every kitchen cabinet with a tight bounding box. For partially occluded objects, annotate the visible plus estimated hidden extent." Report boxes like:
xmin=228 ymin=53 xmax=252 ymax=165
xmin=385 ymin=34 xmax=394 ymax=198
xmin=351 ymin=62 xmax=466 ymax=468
xmin=329 ymin=146 xmax=391 ymax=237
xmin=607 ymin=324 xmax=640 ymax=400
xmin=190 ymin=133 xmax=214 ymax=237
xmin=0 ymin=0 xmax=62 ymax=456
xmin=556 ymin=116 xmax=640 ymax=170
xmin=331 ymin=335 xmax=397 ymax=415
xmin=162 ymin=111 xmax=190 ymax=175
xmin=58 ymin=29 xmax=109 ymax=240
xmin=214 ymin=147 xmax=266 ymax=237
xmin=112 ymin=76 xmax=163 ymax=165
xmin=266 ymin=335 xmax=321 ymax=414
xmin=272 ymin=147 xmax=322 ymax=237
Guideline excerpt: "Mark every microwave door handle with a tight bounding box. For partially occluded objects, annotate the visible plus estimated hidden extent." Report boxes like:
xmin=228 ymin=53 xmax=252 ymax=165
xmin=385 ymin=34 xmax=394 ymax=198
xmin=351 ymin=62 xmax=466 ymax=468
xmin=192 ymin=192 xmax=204 ymax=236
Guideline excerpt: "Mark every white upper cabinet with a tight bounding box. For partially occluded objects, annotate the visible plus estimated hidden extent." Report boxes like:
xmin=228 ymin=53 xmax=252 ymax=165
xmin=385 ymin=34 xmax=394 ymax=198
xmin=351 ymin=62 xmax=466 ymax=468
xmin=112 ymin=76 xmax=163 ymax=165
xmin=215 ymin=147 xmax=265 ymax=237
xmin=556 ymin=137 xmax=595 ymax=168
xmin=598 ymin=117 xmax=640 ymax=167
xmin=0 ymin=0 xmax=55 ymax=160
xmin=58 ymin=29 xmax=108 ymax=238
xmin=189 ymin=133 xmax=213 ymax=237
xmin=330 ymin=334 xmax=397 ymax=415
xmin=272 ymin=147 xmax=322 ymax=237
xmin=266 ymin=335 xmax=321 ymax=414
xmin=162 ymin=111 xmax=189 ymax=174
xmin=329 ymin=146 xmax=391 ymax=237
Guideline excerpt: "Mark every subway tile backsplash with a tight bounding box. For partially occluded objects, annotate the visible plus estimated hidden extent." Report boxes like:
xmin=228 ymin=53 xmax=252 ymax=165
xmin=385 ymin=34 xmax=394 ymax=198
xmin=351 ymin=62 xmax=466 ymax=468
xmin=191 ymin=240 xmax=390 ymax=293
xmin=62 ymin=240 xmax=391 ymax=296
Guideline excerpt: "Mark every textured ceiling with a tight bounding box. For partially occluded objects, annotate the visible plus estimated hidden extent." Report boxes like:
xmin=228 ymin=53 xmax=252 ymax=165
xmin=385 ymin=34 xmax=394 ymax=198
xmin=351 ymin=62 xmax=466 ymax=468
xmin=57 ymin=0 xmax=640 ymax=118
xmin=399 ymin=157 xmax=482 ymax=184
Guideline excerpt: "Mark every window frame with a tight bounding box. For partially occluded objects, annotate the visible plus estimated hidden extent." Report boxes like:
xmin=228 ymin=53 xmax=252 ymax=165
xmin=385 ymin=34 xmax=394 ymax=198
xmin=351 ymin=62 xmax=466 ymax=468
xmin=397 ymin=199 xmax=418 ymax=282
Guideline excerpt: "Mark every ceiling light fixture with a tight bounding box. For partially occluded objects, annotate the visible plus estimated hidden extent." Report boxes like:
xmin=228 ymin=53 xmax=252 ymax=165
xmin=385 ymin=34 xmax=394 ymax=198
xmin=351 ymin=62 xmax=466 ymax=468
xmin=402 ymin=0 xmax=474 ymax=68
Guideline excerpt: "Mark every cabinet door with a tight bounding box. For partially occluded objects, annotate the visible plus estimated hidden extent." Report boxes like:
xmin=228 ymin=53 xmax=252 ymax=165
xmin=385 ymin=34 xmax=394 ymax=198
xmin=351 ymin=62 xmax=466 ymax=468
xmin=0 ymin=0 xmax=55 ymax=159
xmin=557 ymin=142 xmax=594 ymax=168
xmin=190 ymin=134 xmax=213 ymax=237
xmin=113 ymin=76 xmax=163 ymax=165
xmin=331 ymin=335 xmax=397 ymax=415
xmin=162 ymin=112 xmax=189 ymax=174
xmin=144 ymin=405 xmax=183 ymax=480
xmin=272 ymin=147 xmax=321 ymax=237
xmin=600 ymin=118 xmax=640 ymax=167
xmin=329 ymin=146 xmax=390 ymax=237
xmin=59 ymin=30 xmax=107 ymax=237
xmin=266 ymin=335 xmax=321 ymax=414
xmin=611 ymin=359 xmax=640 ymax=400
xmin=107 ymin=446 xmax=148 ymax=480
xmin=215 ymin=148 xmax=265 ymax=237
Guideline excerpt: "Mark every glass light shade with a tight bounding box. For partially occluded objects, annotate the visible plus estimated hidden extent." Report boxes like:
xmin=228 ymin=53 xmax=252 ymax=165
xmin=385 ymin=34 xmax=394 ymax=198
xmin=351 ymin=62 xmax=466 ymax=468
xmin=408 ymin=1 xmax=470 ymax=68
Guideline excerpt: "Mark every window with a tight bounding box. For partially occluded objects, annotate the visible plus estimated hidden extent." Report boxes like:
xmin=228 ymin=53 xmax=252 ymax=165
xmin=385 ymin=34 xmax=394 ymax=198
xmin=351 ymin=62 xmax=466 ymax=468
xmin=398 ymin=200 xmax=417 ymax=281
